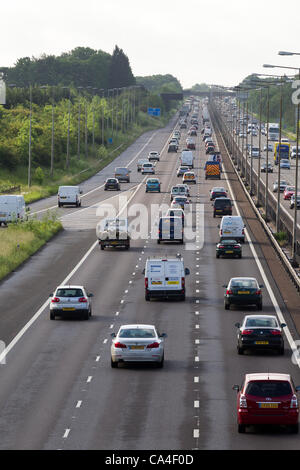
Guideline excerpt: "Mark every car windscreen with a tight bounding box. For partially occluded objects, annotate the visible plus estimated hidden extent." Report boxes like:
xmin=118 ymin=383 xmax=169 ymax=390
xmin=246 ymin=381 xmax=292 ymax=397
xmin=56 ymin=288 xmax=84 ymax=297
xmin=119 ymin=328 xmax=155 ymax=338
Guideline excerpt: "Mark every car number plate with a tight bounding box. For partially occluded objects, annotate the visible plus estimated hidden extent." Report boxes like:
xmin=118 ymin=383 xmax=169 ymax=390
xmin=0 ymin=213 xmax=6 ymax=217
xmin=130 ymin=345 xmax=144 ymax=350
xmin=152 ymin=281 xmax=162 ymax=285
xmin=62 ymin=307 xmax=75 ymax=311
xmin=259 ymin=403 xmax=278 ymax=409
xmin=60 ymin=197 xmax=67 ymax=199
xmin=225 ymin=250 xmax=234 ymax=254
xmin=167 ymin=281 xmax=179 ymax=285
xmin=238 ymin=291 xmax=250 ymax=294
xmin=255 ymin=341 xmax=269 ymax=345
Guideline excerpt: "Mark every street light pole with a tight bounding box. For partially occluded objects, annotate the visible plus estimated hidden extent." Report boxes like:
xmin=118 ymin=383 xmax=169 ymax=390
xmin=50 ymin=86 xmax=55 ymax=177
xmin=28 ymin=84 xmax=32 ymax=187
xmin=276 ymin=78 xmax=283 ymax=233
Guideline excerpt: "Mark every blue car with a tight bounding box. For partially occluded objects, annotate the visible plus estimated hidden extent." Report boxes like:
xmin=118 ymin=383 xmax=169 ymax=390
xmin=146 ymin=178 xmax=161 ymax=193
xmin=280 ymin=159 xmax=290 ymax=169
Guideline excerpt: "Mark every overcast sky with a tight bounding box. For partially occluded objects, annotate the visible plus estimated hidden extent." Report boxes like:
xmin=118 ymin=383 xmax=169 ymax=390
xmin=2 ymin=0 xmax=300 ymax=88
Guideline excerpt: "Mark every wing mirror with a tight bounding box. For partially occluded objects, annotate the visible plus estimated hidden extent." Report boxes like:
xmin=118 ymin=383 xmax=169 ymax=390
xmin=88 ymin=293 xmax=94 ymax=297
xmin=185 ymin=268 xmax=190 ymax=275
xmin=235 ymin=323 xmax=240 ymax=328
xmin=232 ymin=385 xmax=240 ymax=392
xmin=111 ymin=333 xmax=116 ymax=338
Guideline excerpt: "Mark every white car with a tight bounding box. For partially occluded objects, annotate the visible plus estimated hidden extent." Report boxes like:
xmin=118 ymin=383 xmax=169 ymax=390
xmin=291 ymin=146 xmax=300 ymax=159
xmin=148 ymin=151 xmax=160 ymax=161
xmin=141 ymin=162 xmax=155 ymax=174
xmin=273 ymin=180 xmax=289 ymax=192
xmin=49 ymin=285 xmax=93 ymax=320
xmin=137 ymin=158 xmax=149 ymax=171
xmin=111 ymin=324 xmax=167 ymax=368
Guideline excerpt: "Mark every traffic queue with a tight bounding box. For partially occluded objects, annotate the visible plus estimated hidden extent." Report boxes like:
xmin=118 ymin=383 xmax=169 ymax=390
xmin=49 ymin=97 xmax=300 ymax=435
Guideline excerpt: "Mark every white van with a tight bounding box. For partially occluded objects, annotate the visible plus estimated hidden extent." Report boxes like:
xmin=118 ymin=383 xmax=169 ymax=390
xmin=0 ymin=195 xmax=26 ymax=225
xmin=219 ymin=216 xmax=245 ymax=243
xmin=180 ymin=150 xmax=194 ymax=168
xmin=144 ymin=257 xmax=190 ymax=301
xmin=58 ymin=186 xmax=82 ymax=207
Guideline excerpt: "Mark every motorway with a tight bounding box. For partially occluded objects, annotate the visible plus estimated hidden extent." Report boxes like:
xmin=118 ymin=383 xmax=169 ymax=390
xmin=0 ymin=105 xmax=300 ymax=449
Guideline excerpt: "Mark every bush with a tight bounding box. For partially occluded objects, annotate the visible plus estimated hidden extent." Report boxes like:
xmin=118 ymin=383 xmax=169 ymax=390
xmin=34 ymin=166 xmax=45 ymax=185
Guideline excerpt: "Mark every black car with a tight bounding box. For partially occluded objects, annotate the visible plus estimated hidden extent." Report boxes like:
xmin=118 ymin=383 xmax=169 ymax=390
xmin=235 ymin=315 xmax=285 ymax=355
xmin=168 ymin=144 xmax=178 ymax=152
xmin=224 ymin=277 xmax=263 ymax=311
xmin=104 ymin=178 xmax=120 ymax=191
xmin=213 ymin=197 xmax=232 ymax=217
xmin=216 ymin=239 xmax=242 ymax=258
xmin=261 ymin=163 xmax=273 ymax=173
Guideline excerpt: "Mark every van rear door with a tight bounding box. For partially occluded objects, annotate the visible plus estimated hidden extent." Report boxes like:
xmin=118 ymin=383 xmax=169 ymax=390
xmin=148 ymin=261 xmax=165 ymax=292
xmin=164 ymin=261 xmax=182 ymax=290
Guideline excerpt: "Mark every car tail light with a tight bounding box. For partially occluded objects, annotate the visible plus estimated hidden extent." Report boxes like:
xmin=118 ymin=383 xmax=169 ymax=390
xmin=114 ymin=342 xmax=127 ymax=349
xmin=226 ymin=289 xmax=233 ymax=295
xmin=182 ymin=277 xmax=185 ymax=289
xmin=290 ymin=394 xmax=298 ymax=409
xmin=78 ymin=297 xmax=88 ymax=303
xmin=219 ymin=245 xmax=225 ymax=249
xmin=220 ymin=230 xmax=223 ymax=235
xmin=271 ymin=330 xmax=281 ymax=336
xmin=146 ymin=342 xmax=160 ymax=349
xmin=242 ymin=229 xmax=245 ymax=235
xmin=234 ymin=245 xmax=240 ymax=249
xmin=255 ymin=290 xmax=261 ymax=296
xmin=145 ymin=278 xmax=148 ymax=288
xmin=51 ymin=297 xmax=60 ymax=303
xmin=242 ymin=329 xmax=253 ymax=335
xmin=239 ymin=394 xmax=248 ymax=409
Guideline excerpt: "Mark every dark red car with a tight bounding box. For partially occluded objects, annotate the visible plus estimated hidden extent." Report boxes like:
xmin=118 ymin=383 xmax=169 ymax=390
xmin=233 ymin=373 xmax=300 ymax=434
xmin=283 ymin=186 xmax=295 ymax=200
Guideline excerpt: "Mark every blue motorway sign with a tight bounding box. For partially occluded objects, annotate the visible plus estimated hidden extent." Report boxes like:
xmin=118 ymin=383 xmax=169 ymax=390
xmin=148 ymin=107 xmax=161 ymax=117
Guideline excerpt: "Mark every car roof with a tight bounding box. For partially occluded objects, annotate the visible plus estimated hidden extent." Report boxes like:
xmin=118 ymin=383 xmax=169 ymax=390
xmin=56 ymin=285 xmax=85 ymax=289
xmin=245 ymin=373 xmax=291 ymax=382
xmin=244 ymin=314 xmax=277 ymax=321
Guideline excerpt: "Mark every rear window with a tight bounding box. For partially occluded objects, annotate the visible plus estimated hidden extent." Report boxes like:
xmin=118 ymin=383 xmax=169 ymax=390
xmin=214 ymin=199 xmax=231 ymax=207
xmin=245 ymin=317 xmax=278 ymax=328
xmin=246 ymin=381 xmax=292 ymax=397
xmin=56 ymin=288 xmax=84 ymax=297
xmin=119 ymin=328 xmax=155 ymax=338
xmin=231 ymin=279 xmax=257 ymax=289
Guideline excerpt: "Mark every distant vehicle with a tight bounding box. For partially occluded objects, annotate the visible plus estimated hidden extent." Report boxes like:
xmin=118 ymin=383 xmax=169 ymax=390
xmin=223 ymin=277 xmax=263 ymax=310
xmin=280 ymin=159 xmax=291 ymax=169
xmin=274 ymin=142 xmax=290 ymax=165
xmin=233 ymin=373 xmax=300 ymax=434
xmin=186 ymin=139 xmax=196 ymax=150
xmin=168 ymin=143 xmax=178 ymax=152
xmin=137 ymin=158 xmax=150 ymax=172
xmin=261 ymin=163 xmax=273 ymax=173
xmin=268 ymin=123 xmax=280 ymax=141
xmin=171 ymin=196 xmax=190 ymax=210
xmin=183 ymin=171 xmax=196 ymax=184
xmin=104 ymin=178 xmax=120 ymax=191
xmin=291 ymin=146 xmax=300 ymax=159
xmin=205 ymin=161 xmax=221 ymax=180
xmin=0 ymin=194 xmax=27 ymax=225
xmin=166 ymin=208 xmax=184 ymax=224
xmin=283 ymin=186 xmax=295 ymax=200
xmin=148 ymin=151 xmax=160 ymax=161
xmin=210 ymin=187 xmax=227 ymax=200
xmin=216 ymin=239 xmax=241 ymax=258
xmin=115 ymin=167 xmax=131 ymax=182
xmin=290 ymin=194 xmax=300 ymax=209
xmin=49 ymin=285 xmax=93 ymax=320
xmin=157 ymin=217 xmax=184 ymax=244
xmin=110 ymin=324 xmax=166 ymax=368
xmin=219 ymin=215 xmax=245 ymax=243
xmin=145 ymin=178 xmax=161 ymax=193
xmin=98 ymin=218 xmax=130 ymax=251
xmin=251 ymin=147 xmax=260 ymax=158
xmin=273 ymin=180 xmax=289 ymax=192
xmin=141 ymin=162 xmax=155 ymax=174
xmin=235 ymin=315 xmax=285 ymax=355
xmin=144 ymin=256 xmax=190 ymax=300
xmin=264 ymin=144 xmax=273 ymax=152
xmin=213 ymin=198 xmax=232 ymax=218
xmin=58 ymin=186 xmax=82 ymax=207
xmin=180 ymin=150 xmax=194 ymax=168
xmin=177 ymin=166 xmax=190 ymax=177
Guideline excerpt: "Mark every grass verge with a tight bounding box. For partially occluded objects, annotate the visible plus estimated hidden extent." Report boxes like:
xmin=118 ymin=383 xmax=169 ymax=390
xmin=0 ymin=214 xmax=62 ymax=281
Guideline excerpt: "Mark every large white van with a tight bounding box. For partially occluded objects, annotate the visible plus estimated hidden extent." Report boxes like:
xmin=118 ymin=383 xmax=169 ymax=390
xmin=144 ymin=257 xmax=190 ymax=301
xmin=219 ymin=216 xmax=245 ymax=243
xmin=180 ymin=150 xmax=194 ymax=168
xmin=58 ymin=186 xmax=82 ymax=207
xmin=0 ymin=195 xmax=26 ymax=225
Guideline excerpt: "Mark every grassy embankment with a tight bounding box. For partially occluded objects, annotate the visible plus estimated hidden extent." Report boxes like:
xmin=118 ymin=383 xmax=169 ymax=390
xmin=0 ymin=215 xmax=62 ymax=282
xmin=1 ymin=110 xmax=175 ymax=204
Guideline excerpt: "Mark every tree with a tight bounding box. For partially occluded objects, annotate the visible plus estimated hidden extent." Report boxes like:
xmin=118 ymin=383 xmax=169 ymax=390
xmin=108 ymin=46 xmax=135 ymax=88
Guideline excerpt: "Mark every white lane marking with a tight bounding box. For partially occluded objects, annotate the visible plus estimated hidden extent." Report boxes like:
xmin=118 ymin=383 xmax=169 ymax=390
xmin=194 ymin=377 xmax=199 ymax=383
xmin=96 ymin=356 xmax=101 ymax=362
xmin=109 ymin=324 xmax=114 ymax=329
xmin=222 ymin=146 xmax=300 ymax=367
xmin=87 ymin=376 xmax=92 ymax=383
xmin=193 ymin=429 xmax=200 ymax=439
xmin=63 ymin=429 xmax=70 ymax=439
xmin=194 ymin=401 xmax=200 ymax=408
xmin=103 ymin=339 xmax=108 ymax=344
xmin=76 ymin=401 xmax=82 ymax=408
xmin=195 ymin=356 xmax=200 ymax=362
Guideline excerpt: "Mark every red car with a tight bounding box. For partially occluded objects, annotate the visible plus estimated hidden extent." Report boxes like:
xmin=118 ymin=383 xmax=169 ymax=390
xmin=233 ymin=373 xmax=300 ymax=434
xmin=283 ymin=186 xmax=295 ymax=200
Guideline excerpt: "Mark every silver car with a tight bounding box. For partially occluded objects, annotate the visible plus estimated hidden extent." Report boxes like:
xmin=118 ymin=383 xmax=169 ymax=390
xmin=111 ymin=324 xmax=167 ymax=368
xmin=273 ymin=180 xmax=289 ymax=193
xmin=49 ymin=285 xmax=93 ymax=320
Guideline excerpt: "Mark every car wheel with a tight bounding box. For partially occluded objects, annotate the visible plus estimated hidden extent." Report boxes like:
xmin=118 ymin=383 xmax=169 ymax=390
xmin=278 ymin=347 xmax=284 ymax=356
xmin=237 ymin=345 xmax=244 ymax=355
xmin=157 ymin=355 xmax=164 ymax=368
xmin=111 ymin=358 xmax=118 ymax=368
xmin=238 ymin=424 xmax=246 ymax=433
xmin=100 ymin=245 xmax=105 ymax=250
xmin=157 ymin=240 xmax=160 ymax=244
xmin=216 ymin=254 xmax=220 ymax=258
xmin=83 ymin=311 xmax=89 ymax=320
xmin=238 ymin=254 xmax=242 ymax=259
xmin=257 ymin=302 xmax=263 ymax=311
xmin=145 ymin=292 xmax=150 ymax=301
xmin=50 ymin=312 xmax=55 ymax=320
xmin=225 ymin=302 xmax=230 ymax=310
